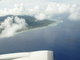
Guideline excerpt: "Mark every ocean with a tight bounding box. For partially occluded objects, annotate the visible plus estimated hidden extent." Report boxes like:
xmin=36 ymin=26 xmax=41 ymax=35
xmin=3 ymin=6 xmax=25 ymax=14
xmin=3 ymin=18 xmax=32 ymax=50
xmin=0 ymin=19 xmax=80 ymax=60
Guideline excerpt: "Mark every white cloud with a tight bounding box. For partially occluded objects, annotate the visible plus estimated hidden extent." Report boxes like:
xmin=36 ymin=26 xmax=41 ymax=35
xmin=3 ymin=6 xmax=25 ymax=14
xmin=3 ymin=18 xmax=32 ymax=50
xmin=69 ymin=12 xmax=80 ymax=20
xmin=69 ymin=5 xmax=80 ymax=20
xmin=35 ymin=13 xmax=47 ymax=20
xmin=0 ymin=16 xmax=28 ymax=37
xmin=44 ymin=2 xmax=80 ymax=21
xmin=0 ymin=4 xmax=25 ymax=16
xmin=0 ymin=2 xmax=80 ymax=21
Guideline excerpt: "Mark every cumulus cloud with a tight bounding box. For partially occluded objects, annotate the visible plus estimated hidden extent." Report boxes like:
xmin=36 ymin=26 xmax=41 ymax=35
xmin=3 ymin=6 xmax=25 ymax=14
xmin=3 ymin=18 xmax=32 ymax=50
xmin=69 ymin=12 xmax=80 ymax=20
xmin=35 ymin=13 xmax=47 ymax=20
xmin=44 ymin=3 xmax=80 ymax=20
xmin=0 ymin=3 xmax=24 ymax=16
xmin=0 ymin=16 xmax=28 ymax=37
xmin=69 ymin=5 xmax=80 ymax=20
xmin=0 ymin=2 xmax=80 ymax=21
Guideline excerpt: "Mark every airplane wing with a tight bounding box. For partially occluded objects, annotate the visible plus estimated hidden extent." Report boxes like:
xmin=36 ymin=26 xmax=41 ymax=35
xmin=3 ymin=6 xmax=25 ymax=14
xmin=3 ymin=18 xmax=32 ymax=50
xmin=0 ymin=50 xmax=54 ymax=60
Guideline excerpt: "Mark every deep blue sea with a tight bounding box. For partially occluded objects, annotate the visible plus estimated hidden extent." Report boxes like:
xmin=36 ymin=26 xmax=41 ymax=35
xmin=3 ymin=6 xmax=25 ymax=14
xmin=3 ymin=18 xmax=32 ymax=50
xmin=0 ymin=20 xmax=80 ymax=60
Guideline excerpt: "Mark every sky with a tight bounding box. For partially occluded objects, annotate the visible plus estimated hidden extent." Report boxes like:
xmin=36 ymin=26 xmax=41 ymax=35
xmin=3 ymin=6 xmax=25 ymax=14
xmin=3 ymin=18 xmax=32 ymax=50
xmin=0 ymin=0 xmax=80 ymax=9
xmin=50 ymin=0 xmax=80 ymax=4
